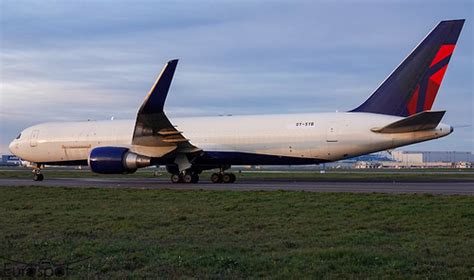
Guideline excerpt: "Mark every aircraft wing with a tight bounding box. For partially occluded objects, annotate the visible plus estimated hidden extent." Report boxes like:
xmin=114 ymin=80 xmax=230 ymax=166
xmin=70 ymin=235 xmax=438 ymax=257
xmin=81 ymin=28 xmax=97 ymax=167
xmin=371 ymin=110 xmax=446 ymax=133
xmin=131 ymin=59 xmax=201 ymax=157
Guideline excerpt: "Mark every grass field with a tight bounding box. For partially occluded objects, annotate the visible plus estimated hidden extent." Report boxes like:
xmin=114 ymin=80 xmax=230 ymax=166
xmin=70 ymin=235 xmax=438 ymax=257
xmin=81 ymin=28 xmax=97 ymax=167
xmin=1 ymin=186 xmax=473 ymax=278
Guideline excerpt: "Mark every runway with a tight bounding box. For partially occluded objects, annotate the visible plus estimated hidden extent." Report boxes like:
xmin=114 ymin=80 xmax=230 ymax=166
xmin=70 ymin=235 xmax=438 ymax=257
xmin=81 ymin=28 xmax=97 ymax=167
xmin=0 ymin=177 xmax=473 ymax=195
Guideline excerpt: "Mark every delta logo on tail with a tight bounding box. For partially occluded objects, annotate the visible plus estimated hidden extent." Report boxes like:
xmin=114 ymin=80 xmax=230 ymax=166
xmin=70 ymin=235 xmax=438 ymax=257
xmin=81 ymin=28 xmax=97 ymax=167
xmin=407 ymin=43 xmax=457 ymax=115
xmin=352 ymin=19 xmax=464 ymax=117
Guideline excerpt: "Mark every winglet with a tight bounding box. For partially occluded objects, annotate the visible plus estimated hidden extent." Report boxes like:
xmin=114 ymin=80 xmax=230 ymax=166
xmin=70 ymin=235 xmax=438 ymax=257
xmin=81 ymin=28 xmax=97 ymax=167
xmin=371 ymin=110 xmax=446 ymax=133
xmin=138 ymin=59 xmax=178 ymax=115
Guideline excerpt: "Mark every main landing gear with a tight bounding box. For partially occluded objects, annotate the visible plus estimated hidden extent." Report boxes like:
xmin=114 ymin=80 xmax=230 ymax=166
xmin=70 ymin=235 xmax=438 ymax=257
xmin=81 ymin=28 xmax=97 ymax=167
xmin=170 ymin=172 xmax=199 ymax=184
xmin=210 ymin=172 xmax=236 ymax=184
xmin=32 ymin=167 xmax=44 ymax=181
xmin=169 ymin=171 xmax=237 ymax=184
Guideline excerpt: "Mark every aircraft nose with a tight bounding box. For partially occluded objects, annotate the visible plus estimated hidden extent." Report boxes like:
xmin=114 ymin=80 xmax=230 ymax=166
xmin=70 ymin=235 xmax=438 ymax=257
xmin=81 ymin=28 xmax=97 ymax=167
xmin=8 ymin=140 xmax=15 ymax=153
xmin=450 ymin=126 xmax=454 ymax=134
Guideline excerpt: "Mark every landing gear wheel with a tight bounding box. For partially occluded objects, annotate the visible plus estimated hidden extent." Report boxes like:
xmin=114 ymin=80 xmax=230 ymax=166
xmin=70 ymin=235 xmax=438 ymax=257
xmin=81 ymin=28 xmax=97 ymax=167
xmin=183 ymin=173 xmax=194 ymax=184
xmin=33 ymin=173 xmax=44 ymax=181
xmin=211 ymin=173 xmax=222 ymax=183
xmin=32 ymin=168 xmax=44 ymax=181
xmin=171 ymin=174 xmax=182 ymax=184
xmin=229 ymin=173 xmax=236 ymax=183
xmin=222 ymin=173 xmax=233 ymax=184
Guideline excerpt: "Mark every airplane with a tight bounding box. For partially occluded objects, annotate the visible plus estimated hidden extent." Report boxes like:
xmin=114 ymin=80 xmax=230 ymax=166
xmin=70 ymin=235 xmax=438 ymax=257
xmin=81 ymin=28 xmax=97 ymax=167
xmin=8 ymin=19 xmax=464 ymax=183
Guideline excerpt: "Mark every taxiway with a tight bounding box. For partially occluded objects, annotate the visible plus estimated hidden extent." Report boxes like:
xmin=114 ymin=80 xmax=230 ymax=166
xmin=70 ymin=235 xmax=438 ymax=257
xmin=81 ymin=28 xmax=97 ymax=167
xmin=0 ymin=178 xmax=472 ymax=195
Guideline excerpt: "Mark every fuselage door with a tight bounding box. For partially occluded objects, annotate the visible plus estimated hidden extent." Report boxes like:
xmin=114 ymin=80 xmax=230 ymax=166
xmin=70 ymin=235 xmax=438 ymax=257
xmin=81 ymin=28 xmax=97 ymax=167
xmin=30 ymin=130 xmax=39 ymax=147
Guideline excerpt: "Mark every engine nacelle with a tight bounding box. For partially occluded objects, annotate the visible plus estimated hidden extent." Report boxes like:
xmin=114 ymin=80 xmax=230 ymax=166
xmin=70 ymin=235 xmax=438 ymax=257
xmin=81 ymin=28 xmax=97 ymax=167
xmin=88 ymin=146 xmax=151 ymax=174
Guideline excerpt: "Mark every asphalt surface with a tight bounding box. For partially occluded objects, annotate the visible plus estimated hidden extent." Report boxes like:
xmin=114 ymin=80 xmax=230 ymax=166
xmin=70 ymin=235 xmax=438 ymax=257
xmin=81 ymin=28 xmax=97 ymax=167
xmin=0 ymin=177 xmax=473 ymax=195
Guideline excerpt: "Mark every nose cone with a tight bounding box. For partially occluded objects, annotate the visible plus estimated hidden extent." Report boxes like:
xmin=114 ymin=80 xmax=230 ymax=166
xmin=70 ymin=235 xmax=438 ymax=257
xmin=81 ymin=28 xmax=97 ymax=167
xmin=8 ymin=140 xmax=15 ymax=154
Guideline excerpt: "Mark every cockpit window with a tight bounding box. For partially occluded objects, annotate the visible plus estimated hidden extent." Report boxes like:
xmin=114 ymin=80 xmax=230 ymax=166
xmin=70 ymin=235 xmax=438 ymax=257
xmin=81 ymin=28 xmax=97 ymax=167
xmin=16 ymin=133 xmax=21 ymax=139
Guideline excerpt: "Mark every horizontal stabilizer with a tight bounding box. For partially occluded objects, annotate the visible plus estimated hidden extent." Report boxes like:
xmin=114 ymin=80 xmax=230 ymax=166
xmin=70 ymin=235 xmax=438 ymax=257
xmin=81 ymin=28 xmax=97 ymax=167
xmin=371 ymin=110 xmax=446 ymax=133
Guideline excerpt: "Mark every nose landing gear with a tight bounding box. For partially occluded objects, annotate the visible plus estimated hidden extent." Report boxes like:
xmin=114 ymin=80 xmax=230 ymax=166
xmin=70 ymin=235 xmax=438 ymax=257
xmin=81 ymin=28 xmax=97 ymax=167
xmin=32 ymin=167 xmax=44 ymax=181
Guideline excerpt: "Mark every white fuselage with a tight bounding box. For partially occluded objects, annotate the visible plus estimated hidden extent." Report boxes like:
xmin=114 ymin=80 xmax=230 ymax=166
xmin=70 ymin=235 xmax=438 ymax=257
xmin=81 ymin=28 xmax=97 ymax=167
xmin=9 ymin=112 xmax=452 ymax=164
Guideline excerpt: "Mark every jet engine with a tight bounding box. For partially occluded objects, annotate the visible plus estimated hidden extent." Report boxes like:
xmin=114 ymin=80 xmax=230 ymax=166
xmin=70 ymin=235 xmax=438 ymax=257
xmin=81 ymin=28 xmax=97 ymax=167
xmin=88 ymin=146 xmax=151 ymax=174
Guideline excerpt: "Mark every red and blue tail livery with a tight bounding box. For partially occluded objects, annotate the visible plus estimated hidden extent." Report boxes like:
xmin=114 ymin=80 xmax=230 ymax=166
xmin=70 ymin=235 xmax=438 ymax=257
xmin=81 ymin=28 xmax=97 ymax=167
xmin=352 ymin=19 xmax=464 ymax=117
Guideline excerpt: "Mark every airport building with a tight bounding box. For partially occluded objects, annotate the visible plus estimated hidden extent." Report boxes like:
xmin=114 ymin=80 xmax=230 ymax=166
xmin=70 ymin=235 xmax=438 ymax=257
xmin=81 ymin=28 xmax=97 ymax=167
xmin=346 ymin=151 xmax=474 ymax=169
xmin=0 ymin=155 xmax=21 ymax=166
xmin=391 ymin=151 xmax=473 ymax=164
xmin=355 ymin=151 xmax=474 ymax=169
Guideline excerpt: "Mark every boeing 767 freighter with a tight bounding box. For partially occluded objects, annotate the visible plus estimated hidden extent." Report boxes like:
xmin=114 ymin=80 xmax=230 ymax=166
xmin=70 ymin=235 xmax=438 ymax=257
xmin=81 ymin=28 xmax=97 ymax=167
xmin=9 ymin=20 xmax=465 ymax=183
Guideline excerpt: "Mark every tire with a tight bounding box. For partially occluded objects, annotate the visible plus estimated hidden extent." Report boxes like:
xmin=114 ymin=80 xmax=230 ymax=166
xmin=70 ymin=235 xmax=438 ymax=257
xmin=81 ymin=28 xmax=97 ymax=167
xmin=222 ymin=173 xmax=232 ymax=183
xmin=33 ymin=173 xmax=44 ymax=181
xmin=229 ymin=173 xmax=236 ymax=183
xmin=210 ymin=173 xmax=222 ymax=183
xmin=183 ymin=173 xmax=194 ymax=184
xmin=171 ymin=174 xmax=181 ymax=183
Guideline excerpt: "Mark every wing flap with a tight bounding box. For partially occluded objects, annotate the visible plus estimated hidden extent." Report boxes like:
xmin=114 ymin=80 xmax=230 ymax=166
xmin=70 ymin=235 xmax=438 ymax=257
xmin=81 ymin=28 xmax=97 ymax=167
xmin=158 ymin=129 xmax=183 ymax=136
xmin=371 ymin=110 xmax=446 ymax=133
xmin=162 ymin=137 xmax=190 ymax=143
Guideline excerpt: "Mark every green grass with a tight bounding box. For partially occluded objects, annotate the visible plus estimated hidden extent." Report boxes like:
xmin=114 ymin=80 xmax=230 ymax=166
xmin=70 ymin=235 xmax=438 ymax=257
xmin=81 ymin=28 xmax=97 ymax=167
xmin=1 ymin=187 xmax=473 ymax=278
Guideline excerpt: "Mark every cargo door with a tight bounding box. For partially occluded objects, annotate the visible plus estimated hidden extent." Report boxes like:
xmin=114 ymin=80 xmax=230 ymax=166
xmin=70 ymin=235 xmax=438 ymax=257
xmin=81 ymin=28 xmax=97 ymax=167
xmin=324 ymin=122 xmax=339 ymax=159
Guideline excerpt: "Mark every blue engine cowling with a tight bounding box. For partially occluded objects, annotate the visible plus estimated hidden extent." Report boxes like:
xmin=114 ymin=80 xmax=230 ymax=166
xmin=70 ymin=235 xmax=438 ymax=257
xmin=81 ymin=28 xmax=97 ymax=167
xmin=88 ymin=146 xmax=151 ymax=174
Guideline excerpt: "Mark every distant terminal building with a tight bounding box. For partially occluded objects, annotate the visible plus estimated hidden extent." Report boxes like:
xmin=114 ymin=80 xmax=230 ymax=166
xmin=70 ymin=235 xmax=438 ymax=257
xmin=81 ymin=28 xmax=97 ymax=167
xmin=0 ymin=155 xmax=21 ymax=166
xmin=351 ymin=151 xmax=473 ymax=169
xmin=392 ymin=151 xmax=473 ymax=164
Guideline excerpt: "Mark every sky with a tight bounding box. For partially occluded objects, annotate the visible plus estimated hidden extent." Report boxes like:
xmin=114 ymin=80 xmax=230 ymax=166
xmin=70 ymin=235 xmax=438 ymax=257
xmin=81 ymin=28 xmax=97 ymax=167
xmin=1 ymin=0 xmax=473 ymax=154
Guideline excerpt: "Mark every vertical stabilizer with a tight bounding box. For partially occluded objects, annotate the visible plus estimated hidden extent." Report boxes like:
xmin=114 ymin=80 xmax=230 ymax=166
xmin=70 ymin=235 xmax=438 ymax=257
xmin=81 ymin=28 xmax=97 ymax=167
xmin=351 ymin=19 xmax=464 ymax=116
